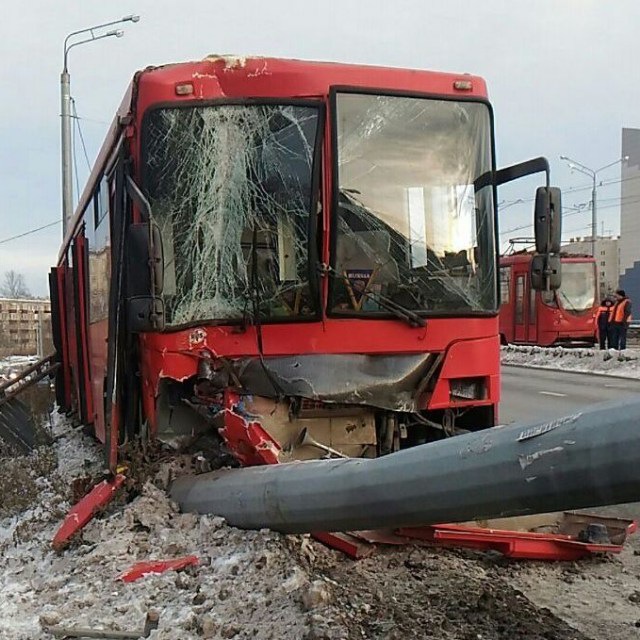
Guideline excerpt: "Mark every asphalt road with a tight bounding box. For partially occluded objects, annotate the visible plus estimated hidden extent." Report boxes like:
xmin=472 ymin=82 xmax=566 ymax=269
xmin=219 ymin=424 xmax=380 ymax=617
xmin=499 ymin=364 xmax=640 ymax=425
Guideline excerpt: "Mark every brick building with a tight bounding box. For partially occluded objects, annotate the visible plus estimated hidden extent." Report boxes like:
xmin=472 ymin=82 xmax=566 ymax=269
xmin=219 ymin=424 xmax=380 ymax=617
xmin=0 ymin=298 xmax=52 ymax=356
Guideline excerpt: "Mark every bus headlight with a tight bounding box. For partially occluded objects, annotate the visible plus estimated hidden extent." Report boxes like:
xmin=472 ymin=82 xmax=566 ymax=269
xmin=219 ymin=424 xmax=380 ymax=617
xmin=450 ymin=377 xmax=487 ymax=401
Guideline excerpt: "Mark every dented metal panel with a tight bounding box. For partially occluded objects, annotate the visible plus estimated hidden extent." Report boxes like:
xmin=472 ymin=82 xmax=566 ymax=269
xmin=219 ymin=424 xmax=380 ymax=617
xmin=233 ymin=353 xmax=434 ymax=411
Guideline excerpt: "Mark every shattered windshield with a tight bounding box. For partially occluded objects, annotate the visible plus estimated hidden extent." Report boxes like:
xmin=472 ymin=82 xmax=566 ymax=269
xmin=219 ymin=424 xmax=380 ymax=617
xmin=331 ymin=93 xmax=496 ymax=316
xmin=143 ymin=103 xmax=320 ymax=326
xmin=557 ymin=261 xmax=596 ymax=313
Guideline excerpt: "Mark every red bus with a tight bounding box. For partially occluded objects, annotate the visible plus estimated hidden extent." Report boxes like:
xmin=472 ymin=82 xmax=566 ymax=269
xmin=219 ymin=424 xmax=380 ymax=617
xmin=499 ymin=253 xmax=597 ymax=346
xmin=48 ymin=56 xmax=561 ymax=470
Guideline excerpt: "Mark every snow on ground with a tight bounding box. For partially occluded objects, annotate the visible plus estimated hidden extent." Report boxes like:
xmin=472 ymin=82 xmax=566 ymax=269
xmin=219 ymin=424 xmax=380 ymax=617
xmin=502 ymin=345 xmax=640 ymax=378
xmin=2 ymin=407 xmax=640 ymax=639
xmin=0 ymin=413 xmax=347 ymax=640
xmin=0 ymin=354 xmax=38 ymax=383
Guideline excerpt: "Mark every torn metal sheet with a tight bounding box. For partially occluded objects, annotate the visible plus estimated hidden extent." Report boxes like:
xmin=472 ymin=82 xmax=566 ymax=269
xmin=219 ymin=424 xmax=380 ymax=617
xmin=233 ymin=353 xmax=435 ymax=412
xmin=52 ymin=474 xmax=126 ymax=551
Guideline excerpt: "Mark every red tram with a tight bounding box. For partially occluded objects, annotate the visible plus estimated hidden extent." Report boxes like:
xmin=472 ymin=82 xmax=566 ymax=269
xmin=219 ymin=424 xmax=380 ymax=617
xmin=499 ymin=253 xmax=597 ymax=346
xmin=48 ymin=56 xmax=562 ymax=469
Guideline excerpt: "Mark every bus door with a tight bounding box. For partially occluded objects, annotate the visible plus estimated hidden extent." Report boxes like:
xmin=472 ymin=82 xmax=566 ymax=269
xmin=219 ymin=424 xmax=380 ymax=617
xmin=71 ymin=233 xmax=94 ymax=425
xmin=87 ymin=175 xmax=113 ymax=443
xmin=63 ymin=255 xmax=79 ymax=415
xmin=49 ymin=266 xmax=72 ymax=410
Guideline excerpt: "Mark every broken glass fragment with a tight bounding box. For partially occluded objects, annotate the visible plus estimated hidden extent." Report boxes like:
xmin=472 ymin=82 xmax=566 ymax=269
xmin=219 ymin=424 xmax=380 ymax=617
xmin=143 ymin=104 xmax=320 ymax=326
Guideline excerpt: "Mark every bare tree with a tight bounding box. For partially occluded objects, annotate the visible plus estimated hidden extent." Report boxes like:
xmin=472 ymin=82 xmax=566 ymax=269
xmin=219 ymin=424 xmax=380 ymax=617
xmin=0 ymin=271 xmax=31 ymax=299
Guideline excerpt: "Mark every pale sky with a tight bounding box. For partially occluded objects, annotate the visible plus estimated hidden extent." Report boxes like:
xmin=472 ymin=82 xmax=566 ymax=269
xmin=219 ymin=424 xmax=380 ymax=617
xmin=1 ymin=0 xmax=638 ymax=295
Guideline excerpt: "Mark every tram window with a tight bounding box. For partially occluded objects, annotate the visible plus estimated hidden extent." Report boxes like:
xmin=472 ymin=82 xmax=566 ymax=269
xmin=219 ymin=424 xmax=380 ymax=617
xmin=529 ymin=286 xmax=536 ymax=324
xmin=499 ymin=266 xmax=511 ymax=304
xmin=515 ymin=275 xmax=524 ymax=324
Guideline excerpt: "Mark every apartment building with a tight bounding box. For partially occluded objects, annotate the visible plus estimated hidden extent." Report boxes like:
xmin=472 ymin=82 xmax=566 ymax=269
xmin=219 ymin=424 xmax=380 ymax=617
xmin=620 ymin=128 xmax=640 ymax=304
xmin=0 ymin=298 xmax=52 ymax=356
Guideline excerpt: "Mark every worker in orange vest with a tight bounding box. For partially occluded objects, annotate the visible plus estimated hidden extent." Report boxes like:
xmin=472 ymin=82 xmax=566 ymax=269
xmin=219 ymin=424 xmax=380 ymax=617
xmin=609 ymin=289 xmax=632 ymax=354
xmin=596 ymin=298 xmax=614 ymax=350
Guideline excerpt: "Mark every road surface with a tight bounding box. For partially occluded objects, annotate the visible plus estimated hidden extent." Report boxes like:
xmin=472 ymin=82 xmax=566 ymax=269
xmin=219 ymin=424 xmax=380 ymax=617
xmin=500 ymin=364 xmax=640 ymax=425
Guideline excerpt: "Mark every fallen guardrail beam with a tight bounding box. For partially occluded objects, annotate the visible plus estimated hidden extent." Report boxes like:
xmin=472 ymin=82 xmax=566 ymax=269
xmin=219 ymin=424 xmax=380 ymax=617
xmin=171 ymin=397 xmax=640 ymax=534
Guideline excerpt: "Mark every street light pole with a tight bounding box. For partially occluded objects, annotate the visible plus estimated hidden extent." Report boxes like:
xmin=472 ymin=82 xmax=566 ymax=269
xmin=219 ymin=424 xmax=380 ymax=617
xmin=61 ymin=15 xmax=140 ymax=237
xmin=591 ymin=173 xmax=597 ymax=258
xmin=559 ymin=155 xmax=628 ymax=257
xmin=60 ymin=66 xmax=72 ymax=237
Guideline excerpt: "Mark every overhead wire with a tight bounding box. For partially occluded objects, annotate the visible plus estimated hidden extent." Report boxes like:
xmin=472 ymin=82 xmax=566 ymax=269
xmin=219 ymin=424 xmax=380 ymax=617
xmin=500 ymin=195 xmax=640 ymax=237
xmin=0 ymin=220 xmax=61 ymax=245
xmin=71 ymin=97 xmax=92 ymax=171
xmin=71 ymin=101 xmax=81 ymax=202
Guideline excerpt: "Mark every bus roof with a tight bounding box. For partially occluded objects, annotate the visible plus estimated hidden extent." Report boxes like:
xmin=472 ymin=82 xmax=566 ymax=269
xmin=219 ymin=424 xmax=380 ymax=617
xmin=133 ymin=56 xmax=488 ymax=110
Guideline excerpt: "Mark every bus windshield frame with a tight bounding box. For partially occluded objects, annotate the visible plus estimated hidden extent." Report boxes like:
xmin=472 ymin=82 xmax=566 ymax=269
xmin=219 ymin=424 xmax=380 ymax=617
xmin=328 ymin=89 xmax=498 ymax=319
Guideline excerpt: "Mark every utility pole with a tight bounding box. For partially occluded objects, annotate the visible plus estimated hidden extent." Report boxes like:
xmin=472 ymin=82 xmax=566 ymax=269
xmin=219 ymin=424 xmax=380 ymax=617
xmin=591 ymin=174 xmax=597 ymax=257
xmin=560 ymin=154 xmax=628 ymax=258
xmin=61 ymin=16 xmax=140 ymax=237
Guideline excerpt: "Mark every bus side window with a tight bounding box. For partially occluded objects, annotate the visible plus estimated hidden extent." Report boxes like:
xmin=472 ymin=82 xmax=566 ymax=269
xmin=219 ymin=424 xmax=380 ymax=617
xmin=88 ymin=176 xmax=111 ymax=324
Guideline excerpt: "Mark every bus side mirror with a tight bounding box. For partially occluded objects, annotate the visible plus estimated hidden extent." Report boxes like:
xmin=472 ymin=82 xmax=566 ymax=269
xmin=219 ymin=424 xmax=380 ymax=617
xmin=531 ymin=254 xmax=561 ymax=291
xmin=534 ymin=186 xmax=562 ymax=254
xmin=126 ymin=222 xmax=165 ymax=332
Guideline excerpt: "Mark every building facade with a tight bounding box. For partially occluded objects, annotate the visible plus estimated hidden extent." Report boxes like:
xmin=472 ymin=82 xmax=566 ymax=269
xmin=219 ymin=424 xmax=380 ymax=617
xmin=0 ymin=298 xmax=52 ymax=356
xmin=562 ymin=236 xmax=619 ymax=297
xmin=619 ymin=128 xmax=640 ymax=303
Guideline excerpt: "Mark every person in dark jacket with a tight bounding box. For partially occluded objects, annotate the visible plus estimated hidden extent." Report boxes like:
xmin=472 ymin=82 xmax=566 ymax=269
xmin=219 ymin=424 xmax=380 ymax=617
xmin=596 ymin=298 xmax=614 ymax=350
xmin=609 ymin=289 xmax=632 ymax=355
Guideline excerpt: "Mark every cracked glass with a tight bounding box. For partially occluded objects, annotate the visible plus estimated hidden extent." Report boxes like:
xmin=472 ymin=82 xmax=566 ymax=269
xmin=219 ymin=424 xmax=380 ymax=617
xmin=143 ymin=104 xmax=320 ymax=326
xmin=331 ymin=93 xmax=496 ymax=316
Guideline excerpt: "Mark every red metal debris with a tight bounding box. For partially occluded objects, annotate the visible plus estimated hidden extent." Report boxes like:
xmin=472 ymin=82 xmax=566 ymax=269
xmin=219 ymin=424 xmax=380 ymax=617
xmin=314 ymin=515 xmax=637 ymax=561
xmin=117 ymin=556 xmax=200 ymax=582
xmin=218 ymin=390 xmax=281 ymax=466
xmin=397 ymin=521 xmax=636 ymax=561
xmin=311 ymin=532 xmax=374 ymax=559
xmin=52 ymin=474 xmax=126 ymax=551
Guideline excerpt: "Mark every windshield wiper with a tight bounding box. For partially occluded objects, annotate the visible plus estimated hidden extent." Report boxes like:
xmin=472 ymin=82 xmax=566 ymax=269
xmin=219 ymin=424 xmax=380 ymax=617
xmin=352 ymin=287 xmax=426 ymax=328
xmin=374 ymin=292 xmax=426 ymax=328
xmin=558 ymin=290 xmax=579 ymax=313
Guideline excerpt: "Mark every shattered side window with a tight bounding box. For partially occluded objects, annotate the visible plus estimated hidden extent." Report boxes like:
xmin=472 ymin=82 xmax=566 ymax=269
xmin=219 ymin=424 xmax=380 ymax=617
xmin=143 ymin=104 xmax=320 ymax=326
xmin=331 ymin=93 xmax=496 ymax=316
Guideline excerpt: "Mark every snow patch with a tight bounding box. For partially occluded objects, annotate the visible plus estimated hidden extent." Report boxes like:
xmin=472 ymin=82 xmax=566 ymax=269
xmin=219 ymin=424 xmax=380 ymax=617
xmin=501 ymin=345 xmax=640 ymax=378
